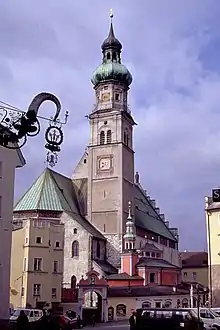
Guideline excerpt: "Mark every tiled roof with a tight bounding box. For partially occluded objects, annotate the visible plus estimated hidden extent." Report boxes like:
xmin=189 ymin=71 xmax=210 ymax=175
xmin=136 ymin=257 xmax=178 ymax=269
xmin=140 ymin=243 xmax=161 ymax=252
xmin=14 ymin=168 xmax=105 ymax=240
xmin=108 ymin=285 xmax=189 ymax=297
xmin=94 ymin=259 xmax=118 ymax=275
xmin=180 ymin=251 xmax=208 ymax=268
xmin=134 ymin=185 xmax=176 ymax=241
xmin=107 ymin=272 xmax=143 ymax=280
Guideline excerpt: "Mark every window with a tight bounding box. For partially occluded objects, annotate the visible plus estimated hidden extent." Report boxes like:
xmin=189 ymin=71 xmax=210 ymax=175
xmin=142 ymin=301 xmax=151 ymax=308
xmin=34 ymin=311 xmax=39 ymax=317
xmin=183 ymin=272 xmax=187 ymax=277
xmin=25 ymin=237 xmax=28 ymax=244
xmin=90 ymin=275 xmax=95 ymax=285
xmin=100 ymin=131 xmax=105 ymax=145
xmin=106 ymin=130 xmax=112 ymax=144
xmin=21 ymin=287 xmax=25 ymax=297
xmin=0 ymin=162 xmax=2 ymax=178
xmin=149 ymin=273 xmax=155 ymax=283
xmin=116 ymin=304 xmax=126 ymax=317
xmin=156 ymin=253 xmax=160 ymax=258
xmin=55 ymin=241 xmax=60 ymax=248
xmin=155 ymin=302 xmax=161 ymax=308
xmin=169 ymin=240 xmax=176 ymax=249
xmin=34 ymin=258 xmax=42 ymax=271
xmin=23 ymin=258 xmax=27 ymax=271
xmin=107 ymin=52 xmax=111 ymax=60
xmin=145 ymin=252 xmax=150 ymax=257
xmin=53 ymin=261 xmax=58 ymax=273
xmin=104 ymin=86 xmax=108 ymax=90
xmin=72 ymin=241 xmax=79 ymax=257
xmin=97 ymin=241 xmax=100 ymax=259
xmin=52 ymin=288 xmax=57 ymax=298
xmin=71 ymin=275 xmax=77 ymax=289
xmin=112 ymin=52 xmax=116 ymax=61
xmin=36 ymin=237 xmax=42 ymax=244
xmin=115 ymin=93 xmax=120 ymax=101
xmin=33 ymin=284 xmax=41 ymax=296
xmin=151 ymin=252 xmax=156 ymax=258
xmin=73 ymin=228 xmax=77 ymax=234
xmin=192 ymin=272 xmax=197 ymax=280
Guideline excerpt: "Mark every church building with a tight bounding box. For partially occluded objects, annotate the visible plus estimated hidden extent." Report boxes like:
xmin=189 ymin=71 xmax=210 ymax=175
xmin=12 ymin=16 xmax=183 ymax=312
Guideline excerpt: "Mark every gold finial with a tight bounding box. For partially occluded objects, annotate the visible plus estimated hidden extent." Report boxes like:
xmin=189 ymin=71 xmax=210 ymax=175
xmin=110 ymin=8 xmax=114 ymax=20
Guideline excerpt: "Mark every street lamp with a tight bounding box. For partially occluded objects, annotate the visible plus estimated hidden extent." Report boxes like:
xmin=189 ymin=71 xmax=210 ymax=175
xmin=0 ymin=92 xmax=68 ymax=167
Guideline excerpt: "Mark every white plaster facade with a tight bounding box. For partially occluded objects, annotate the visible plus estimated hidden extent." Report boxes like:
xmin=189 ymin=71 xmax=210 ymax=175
xmin=0 ymin=144 xmax=25 ymax=319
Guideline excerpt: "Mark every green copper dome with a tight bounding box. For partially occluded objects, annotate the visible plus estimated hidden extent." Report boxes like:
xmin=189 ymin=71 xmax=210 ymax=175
xmin=91 ymin=62 xmax=132 ymax=87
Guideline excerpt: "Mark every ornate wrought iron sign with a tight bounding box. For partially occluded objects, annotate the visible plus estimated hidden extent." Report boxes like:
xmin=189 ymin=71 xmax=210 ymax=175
xmin=0 ymin=92 xmax=68 ymax=167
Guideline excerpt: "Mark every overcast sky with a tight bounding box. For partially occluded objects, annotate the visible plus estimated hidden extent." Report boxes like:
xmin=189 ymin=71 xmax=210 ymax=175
xmin=2 ymin=0 xmax=220 ymax=250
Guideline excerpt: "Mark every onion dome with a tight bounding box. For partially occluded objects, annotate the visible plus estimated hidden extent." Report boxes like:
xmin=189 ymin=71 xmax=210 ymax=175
xmin=91 ymin=11 xmax=132 ymax=88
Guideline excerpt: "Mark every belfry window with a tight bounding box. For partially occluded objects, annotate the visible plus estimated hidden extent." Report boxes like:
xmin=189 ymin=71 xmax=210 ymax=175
xmin=107 ymin=52 xmax=111 ymax=60
xmin=107 ymin=130 xmax=112 ymax=144
xmin=100 ymin=131 xmax=105 ymax=145
xmin=112 ymin=52 xmax=117 ymax=61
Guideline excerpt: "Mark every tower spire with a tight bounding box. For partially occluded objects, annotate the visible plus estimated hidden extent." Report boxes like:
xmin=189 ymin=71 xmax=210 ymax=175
xmin=124 ymin=201 xmax=136 ymax=250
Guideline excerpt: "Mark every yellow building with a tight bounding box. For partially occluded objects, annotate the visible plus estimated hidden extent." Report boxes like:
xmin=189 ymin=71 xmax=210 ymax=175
xmin=10 ymin=218 xmax=64 ymax=310
xmin=180 ymin=251 xmax=208 ymax=287
xmin=205 ymin=196 xmax=220 ymax=307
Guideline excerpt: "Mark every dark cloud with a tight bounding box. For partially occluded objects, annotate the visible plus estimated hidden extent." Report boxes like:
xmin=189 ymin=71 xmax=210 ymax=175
xmin=1 ymin=0 xmax=220 ymax=250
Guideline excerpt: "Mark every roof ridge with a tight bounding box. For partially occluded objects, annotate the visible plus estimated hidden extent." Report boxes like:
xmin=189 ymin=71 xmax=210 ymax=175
xmin=14 ymin=169 xmax=46 ymax=208
xmin=49 ymin=170 xmax=73 ymax=212
xmin=37 ymin=169 xmax=49 ymax=209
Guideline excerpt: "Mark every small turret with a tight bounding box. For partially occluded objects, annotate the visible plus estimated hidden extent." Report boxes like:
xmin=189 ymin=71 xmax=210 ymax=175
xmin=123 ymin=201 xmax=136 ymax=250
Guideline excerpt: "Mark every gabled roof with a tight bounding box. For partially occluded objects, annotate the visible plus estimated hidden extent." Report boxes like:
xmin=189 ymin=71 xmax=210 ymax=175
xmin=14 ymin=168 xmax=105 ymax=240
xmin=134 ymin=184 xmax=176 ymax=241
xmin=107 ymin=272 xmax=143 ymax=280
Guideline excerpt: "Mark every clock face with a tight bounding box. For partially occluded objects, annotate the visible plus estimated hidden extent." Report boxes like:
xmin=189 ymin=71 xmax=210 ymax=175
xmin=102 ymin=93 xmax=110 ymax=102
xmin=99 ymin=157 xmax=111 ymax=170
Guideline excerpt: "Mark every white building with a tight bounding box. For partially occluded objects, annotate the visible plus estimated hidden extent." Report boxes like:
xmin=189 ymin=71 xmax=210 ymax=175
xmin=0 ymin=138 xmax=25 ymax=319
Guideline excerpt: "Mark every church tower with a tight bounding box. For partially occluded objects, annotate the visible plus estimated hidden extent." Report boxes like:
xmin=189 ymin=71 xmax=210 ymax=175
xmin=87 ymin=13 xmax=136 ymax=266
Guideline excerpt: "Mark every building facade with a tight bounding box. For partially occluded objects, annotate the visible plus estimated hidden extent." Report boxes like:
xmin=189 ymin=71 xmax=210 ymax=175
xmin=180 ymin=251 xmax=208 ymax=287
xmin=0 ymin=141 xmax=25 ymax=319
xmin=205 ymin=196 xmax=220 ymax=306
xmin=10 ymin=218 xmax=64 ymax=309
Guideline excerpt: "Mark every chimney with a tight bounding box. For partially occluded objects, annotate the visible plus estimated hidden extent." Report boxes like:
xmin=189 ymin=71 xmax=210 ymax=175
xmin=135 ymin=172 xmax=140 ymax=184
xmin=160 ymin=214 xmax=165 ymax=221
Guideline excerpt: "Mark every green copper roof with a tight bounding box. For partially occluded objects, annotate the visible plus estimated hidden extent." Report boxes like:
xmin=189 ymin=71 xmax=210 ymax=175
xmin=91 ymin=62 xmax=132 ymax=87
xmin=14 ymin=168 xmax=72 ymax=212
xmin=14 ymin=168 xmax=105 ymax=240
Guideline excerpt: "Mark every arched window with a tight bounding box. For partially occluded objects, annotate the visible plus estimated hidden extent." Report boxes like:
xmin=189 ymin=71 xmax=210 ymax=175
xmin=71 ymin=275 xmax=77 ymax=289
xmin=149 ymin=273 xmax=155 ymax=283
xmin=142 ymin=301 xmax=151 ymax=308
xmin=106 ymin=130 xmax=112 ymax=144
xmin=112 ymin=52 xmax=117 ymax=61
xmin=100 ymin=131 xmax=105 ymax=145
xmin=182 ymin=298 xmax=188 ymax=308
xmin=116 ymin=304 xmax=126 ymax=317
xmin=107 ymin=52 xmax=111 ymax=60
xmin=72 ymin=241 xmax=79 ymax=257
